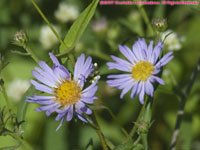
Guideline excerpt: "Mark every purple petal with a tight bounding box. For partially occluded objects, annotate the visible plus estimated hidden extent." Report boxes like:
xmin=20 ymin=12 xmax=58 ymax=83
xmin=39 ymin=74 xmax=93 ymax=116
xmin=132 ymin=38 xmax=147 ymax=61
xmin=82 ymin=86 xmax=98 ymax=98
xmin=28 ymin=95 xmax=55 ymax=100
xmin=66 ymin=106 xmax=73 ymax=121
xmin=120 ymin=80 xmax=135 ymax=98
xmin=49 ymin=52 xmax=60 ymax=66
xmin=118 ymin=45 xmax=137 ymax=63
xmin=130 ymin=81 xmax=139 ymax=98
xmin=107 ymin=62 xmax=131 ymax=72
xmin=150 ymin=76 xmax=165 ymax=85
xmin=56 ymin=118 xmax=64 ymax=131
xmin=156 ymin=51 xmax=173 ymax=68
xmin=74 ymin=54 xmax=85 ymax=81
xmin=32 ymin=70 xmax=56 ymax=88
xmin=144 ymin=80 xmax=154 ymax=96
xmin=139 ymin=82 xmax=145 ymax=104
xmin=147 ymin=41 xmax=153 ymax=58
xmin=110 ymin=55 xmax=133 ymax=70
xmin=107 ymin=74 xmax=132 ymax=79
xmin=35 ymin=103 xmax=60 ymax=112
xmin=26 ymin=99 xmax=54 ymax=105
xmin=80 ymin=96 xmax=97 ymax=104
xmin=30 ymin=80 xmax=53 ymax=94
xmin=151 ymin=42 xmax=164 ymax=64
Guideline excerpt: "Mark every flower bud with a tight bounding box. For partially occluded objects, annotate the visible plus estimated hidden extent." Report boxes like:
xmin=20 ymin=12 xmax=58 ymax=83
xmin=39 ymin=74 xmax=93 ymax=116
xmin=137 ymin=121 xmax=149 ymax=134
xmin=152 ymin=18 xmax=167 ymax=32
xmin=13 ymin=30 xmax=28 ymax=47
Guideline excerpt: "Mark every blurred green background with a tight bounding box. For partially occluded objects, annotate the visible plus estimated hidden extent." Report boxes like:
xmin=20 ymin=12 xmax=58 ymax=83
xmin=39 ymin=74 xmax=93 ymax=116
xmin=0 ymin=0 xmax=200 ymax=149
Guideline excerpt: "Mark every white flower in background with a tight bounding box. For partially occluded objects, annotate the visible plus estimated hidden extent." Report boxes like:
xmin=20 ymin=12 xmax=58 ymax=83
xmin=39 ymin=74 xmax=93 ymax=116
xmin=92 ymin=17 xmax=108 ymax=33
xmin=54 ymin=2 xmax=79 ymax=23
xmin=7 ymin=79 xmax=30 ymax=102
xmin=40 ymin=25 xmax=60 ymax=50
xmin=162 ymin=29 xmax=183 ymax=51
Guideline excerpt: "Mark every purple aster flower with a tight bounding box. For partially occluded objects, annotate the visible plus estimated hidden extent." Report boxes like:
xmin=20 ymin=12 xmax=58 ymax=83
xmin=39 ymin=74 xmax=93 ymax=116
xmin=26 ymin=53 xmax=98 ymax=130
xmin=107 ymin=38 xmax=173 ymax=104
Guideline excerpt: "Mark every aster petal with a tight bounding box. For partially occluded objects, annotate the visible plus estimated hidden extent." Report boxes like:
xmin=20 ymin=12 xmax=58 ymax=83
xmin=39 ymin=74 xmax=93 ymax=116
xmin=32 ymin=70 xmax=56 ymax=88
xmin=74 ymin=54 xmax=85 ymax=81
xmin=120 ymin=79 xmax=135 ymax=98
xmin=110 ymin=55 xmax=132 ymax=70
xmin=151 ymin=42 xmax=164 ymax=64
xmin=49 ymin=52 xmax=60 ymax=66
xmin=152 ymin=67 xmax=161 ymax=75
xmin=35 ymin=103 xmax=60 ymax=112
xmin=156 ymin=51 xmax=173 ymax=68
xmin=66 ymin=105 xmax=73 ymax=121
xmin=107 ymin=76 xmax=132 ymax=87
xmin=147 ymin=41 xmax=153 ymax=58
xmin=80 ymin=96 xmax=97 ymax=104
xmin=56 ymin=117 xmax=64 ymax=131
xmin=150 ymin=76 xmax=165 ymax=85
xmin=46 ymin=104 xmax=61 ymax=116
xmin=74 ymin=54 xmax=94 ymax=87
xmin=132 ymin=38 xmax=147 ymax=60
xmin=35 ymin=67 xmax=58 ymax=84
xmin=107 ymin=74 xmax=132 ymax=79
xmin=118 ymin=45 xmax=137 ymax=63
xmin=26 ymin=99 xmax=54 ymax=105
xmin=139 ymin=82 xmax=145 ymax=104
xmin=28 ymin=95 xmax=55 ymax=100
xmin=144 ymin=80 xmax=154 ymax=96
xmin=130 ymin=81 xmax=139 ymax=98
xmin=82 ymin=86 xmax=97 ymax=98
xmin=53 ymin=66 xmax=70 ymax=81
xmin=77 ymin=114 xmax=88 ymax=122
xmin=30 ymin=80 xmax=53 ymax=94
xmin=107 ymin=62 xmax=131 ymax=72
xmin=82 ymin=80 xmax=98 ymax=93
xmin=55 ymin=107 xmax=69 ymax=120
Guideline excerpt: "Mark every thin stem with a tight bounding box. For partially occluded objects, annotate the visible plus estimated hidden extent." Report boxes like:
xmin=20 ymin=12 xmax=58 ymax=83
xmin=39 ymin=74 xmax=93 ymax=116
xmin=103 ymin=103 xmax=129 ymax=137
xmin=2 ymin=85 xmax=11 ymax=112
xmin=133 ymin=136 xmax=141 ymax=146
xmin=23 ymin=45 xmax=39 ymax=63
xmin=128 ymin=97 xmax=148 ymax=139
xmin=136 ymin=4 xmax=155 ymax=37
xmin=169 ymin=58 xmax=200 ymax=150
xmin=31 ymin=0 xmax=67 ymax=49
xmin=6 ymin=132 xmax=33 ymax=150
xmin=91 ymin=113 xmax=108 ymax=150
xmin=31 ymin=0 xmax=75 ymax=66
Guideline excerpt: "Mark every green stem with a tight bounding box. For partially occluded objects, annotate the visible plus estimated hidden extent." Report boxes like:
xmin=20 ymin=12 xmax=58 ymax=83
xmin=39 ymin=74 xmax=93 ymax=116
xmin=141 ymin=133 xmax=148 ymax=150
xmin=105 ymin=105 xmax=129 ymax=137
xmin=31 ymin=0 xmax=75 ymax=66
xmin=2 ymin=85 xmax=11 ymax=112
xmin=23 ymin=45 xmax=39 ymax=63
xmin=133 ymin=135 xmax=141 ymax=146
xmin=128 ymin=97 xmax=148 ymax=139
xmin=136 ymin=4 xmax=155 ymax=37
xmin=169 ymin=58 xmax=200 ymax=150
xmin=6 ymin=132 xmax=33 ymax=150
xmin=91 ymin=113 xmax=108 ymax=150
xmin=31 ymin=0 xmax=67 ymax=49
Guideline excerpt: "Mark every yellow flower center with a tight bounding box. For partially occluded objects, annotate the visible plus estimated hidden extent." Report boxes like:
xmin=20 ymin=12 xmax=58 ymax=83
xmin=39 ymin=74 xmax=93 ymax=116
xmin=55 ymin=80 xmax=81 ymax=107
xmin=132 ymin=61 xmax=154 ymax=81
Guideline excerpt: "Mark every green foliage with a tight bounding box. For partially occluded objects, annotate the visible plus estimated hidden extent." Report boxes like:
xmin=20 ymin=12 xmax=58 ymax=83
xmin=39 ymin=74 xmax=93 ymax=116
xmin=59 ymin=0 xmax=99 ymax=56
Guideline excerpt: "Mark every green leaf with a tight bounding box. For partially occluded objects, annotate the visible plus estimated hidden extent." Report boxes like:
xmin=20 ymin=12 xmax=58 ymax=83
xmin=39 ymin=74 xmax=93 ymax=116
xmin=59 ymin=0 xmax=99 ymax=56
xmin=17 ymin=85 xmax=36 ymax=130
xmin=85 ymin=139 xmax=94 ymax=150
xmin=113 ymin=140 xmax=133 ymax=150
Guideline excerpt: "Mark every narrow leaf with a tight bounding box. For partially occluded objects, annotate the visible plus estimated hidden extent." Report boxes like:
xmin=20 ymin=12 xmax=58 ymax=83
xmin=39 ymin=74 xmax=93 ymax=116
xmin=59 ymin=0 xmax=99 ymax=56
xmin=17 ymin=85 xmax=36 ymax=130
